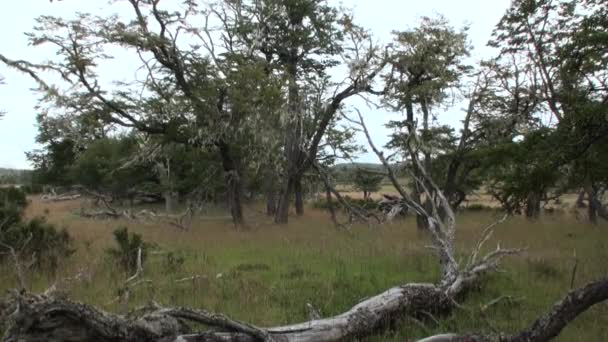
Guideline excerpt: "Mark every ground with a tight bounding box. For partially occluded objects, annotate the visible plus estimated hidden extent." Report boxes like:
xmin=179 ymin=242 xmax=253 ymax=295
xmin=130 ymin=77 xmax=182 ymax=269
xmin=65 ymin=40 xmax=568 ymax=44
xmin=1 ymin=195 xmax=607 ymax=341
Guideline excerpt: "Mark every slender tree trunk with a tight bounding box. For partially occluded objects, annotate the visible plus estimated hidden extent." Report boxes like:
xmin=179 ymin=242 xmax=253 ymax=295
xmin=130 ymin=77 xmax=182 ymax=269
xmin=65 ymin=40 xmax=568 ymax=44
xmin=405 ymin=98 xmax=426 ymax=230
xmin=264 ymin=165 xmax=277 ymax=216
xmin=294 ymin=176 xmax=304 ymax=216
xmin=525 ymin=191 xmax=542 ymax=219
xmin=275 ymin=177 xmax=294 ymax=224
xmin=275 ymin=60 xmax=301 ymax=224
xmin=576 ymin=189 xmax=587 ymax=208
xmin=325 ymin=184 xmax=338 ymax=225
xmin=164 ymin=191 xmax=174 ymax=213
xmin=218 ymin=141 xmax=244 ymax=226
xmin=585 ymin=184 xmax=598 ymax=225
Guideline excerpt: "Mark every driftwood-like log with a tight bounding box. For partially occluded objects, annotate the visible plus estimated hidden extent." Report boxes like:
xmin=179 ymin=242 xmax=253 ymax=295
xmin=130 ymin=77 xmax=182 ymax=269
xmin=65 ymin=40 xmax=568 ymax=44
xmin=41 ymin=193 xmax=81 ymax=202
xmin=4 ymin=278 xmax=607 ymax=342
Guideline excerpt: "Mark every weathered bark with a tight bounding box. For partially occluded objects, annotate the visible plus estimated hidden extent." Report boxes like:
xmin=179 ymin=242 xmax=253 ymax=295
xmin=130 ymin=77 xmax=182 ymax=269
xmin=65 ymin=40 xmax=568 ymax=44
xmin=402 ymin=98 xmax=426 ymax=230
xmin=218 ymin=141 xmax=244 ymax=226
xmin=506 ymin=277 xmax=608 ymax=342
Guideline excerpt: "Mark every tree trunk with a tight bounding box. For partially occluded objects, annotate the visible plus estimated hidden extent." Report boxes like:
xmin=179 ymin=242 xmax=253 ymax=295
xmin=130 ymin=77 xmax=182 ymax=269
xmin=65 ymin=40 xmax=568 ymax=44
xmin=164 ymin=191 xmax=174 ymax=213
xmin=576 ymin=189 xmax=587 ymax=208
xmin=404 ymin=98 xmax=426 ymax=230
xmin=294 ymin=176 xmax=304 ymax=216
xmin=274 ymin=60 xmax=302 ymax=224
xmin=218 ymin=141 xmax=244 ymax=226
xmin=275 ymin=176 xmax=294 ymax=224
xmin=525 ymin=191 xmax=541 ymax=219
xmin=325 ymin=184 xmax=338 ymax=225
xmin=264 ymin=165 xmax=277 ymax=216
xmin=584 ymin=182 xmax=598 ymax=224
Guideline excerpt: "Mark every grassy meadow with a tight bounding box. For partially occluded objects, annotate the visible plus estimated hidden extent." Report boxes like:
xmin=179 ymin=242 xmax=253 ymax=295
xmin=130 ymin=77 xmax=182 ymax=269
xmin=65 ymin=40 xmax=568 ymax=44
xmin=1 ymin=195 xmax=607 ymax=341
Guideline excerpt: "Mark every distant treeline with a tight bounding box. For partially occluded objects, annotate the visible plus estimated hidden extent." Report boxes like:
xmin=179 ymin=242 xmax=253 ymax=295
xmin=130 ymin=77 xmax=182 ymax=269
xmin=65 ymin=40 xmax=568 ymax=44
xmin=0 ymin=168 xmax=32 ymax=185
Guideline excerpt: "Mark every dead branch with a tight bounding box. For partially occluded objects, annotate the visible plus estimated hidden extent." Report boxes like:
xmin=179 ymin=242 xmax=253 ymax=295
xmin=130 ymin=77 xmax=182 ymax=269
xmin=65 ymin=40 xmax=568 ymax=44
xmin=41 ymin=193 xmax=81 ymax=202
xmin=415 ymin=277 xmax=608 ymax=342
xmin=312 ymin=161 xmax=382 ymax=226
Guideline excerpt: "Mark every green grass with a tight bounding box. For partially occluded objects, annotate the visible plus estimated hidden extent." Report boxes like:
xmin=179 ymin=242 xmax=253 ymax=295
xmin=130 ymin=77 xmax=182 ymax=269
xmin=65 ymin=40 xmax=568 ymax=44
xmin=1 ymin=196 xmax=607 ymax=341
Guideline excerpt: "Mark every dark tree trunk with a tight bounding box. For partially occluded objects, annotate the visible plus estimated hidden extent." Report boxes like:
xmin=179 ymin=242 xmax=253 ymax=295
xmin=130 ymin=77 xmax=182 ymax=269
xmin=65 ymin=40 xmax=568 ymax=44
xmin=275 ymin=177 xmax=294 ymax=224
xmin=294 ymin=176 xmax=304 ymax=216
xmin=218 ymin=141 xmax=244 ymax=226
xmin=576 ymin=189 xmax=587 ymax=208
xmin=525 ymin=191 xmax=542 ymax=219
xmin=264 ymin=165 xmax=277 ymax=216
xmin=274 ymin=61 xmax=302 ymax=224
xmin=585 ymin=185 xmax=599 ymax=225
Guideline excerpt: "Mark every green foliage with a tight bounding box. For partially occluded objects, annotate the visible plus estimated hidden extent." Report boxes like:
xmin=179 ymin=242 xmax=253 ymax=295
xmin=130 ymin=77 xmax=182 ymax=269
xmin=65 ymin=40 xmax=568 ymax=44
xmin=27 ymin=139 xmax=77 ymax=187
xmin=0 ymin=187 xmax=27 ymax=209
xmin=107 ymin=227 xmax=149 ymax=275
xmin=20 ymin=183 xmax=44 ymax=195
xmin=352 ymin=169 xmax=384 ymax=199
xmin=70 ymin=137 xmax=153 ymax=197
xmin=1 ymin=218 xmax=74 ymax=273
xmin=312 ymin=196 xmax=377 ymax=211
xmin=0 ymin=187 xmax=74 ymax=274
xmin=0 ymin=187 xmax=28 ymax=227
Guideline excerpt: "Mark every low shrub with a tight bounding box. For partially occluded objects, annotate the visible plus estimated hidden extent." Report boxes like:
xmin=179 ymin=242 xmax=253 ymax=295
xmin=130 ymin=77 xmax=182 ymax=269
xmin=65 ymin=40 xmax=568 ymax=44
xmin=312 ymin=196 xmax=378 ymax=211
xmin=1 ymin=217 xmax=75 ymax=274
xmin=107 ymin=227 xmax=150 ymax=274
xmin=0 ymin=187 xmax=27 ymax=209
xmin=464 ymin=203 xmax=493 ymax=211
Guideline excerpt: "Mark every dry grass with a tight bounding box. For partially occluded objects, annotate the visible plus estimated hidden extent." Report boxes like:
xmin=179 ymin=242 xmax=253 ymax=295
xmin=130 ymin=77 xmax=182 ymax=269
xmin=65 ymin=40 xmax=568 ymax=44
xmin=1 ymin=195 xmax=607 ymax=341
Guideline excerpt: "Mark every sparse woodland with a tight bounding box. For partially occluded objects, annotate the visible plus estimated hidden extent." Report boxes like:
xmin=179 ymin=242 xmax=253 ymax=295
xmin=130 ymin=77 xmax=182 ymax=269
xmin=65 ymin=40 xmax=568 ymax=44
xmin=0 ymin=0 xmax=607 ymax=341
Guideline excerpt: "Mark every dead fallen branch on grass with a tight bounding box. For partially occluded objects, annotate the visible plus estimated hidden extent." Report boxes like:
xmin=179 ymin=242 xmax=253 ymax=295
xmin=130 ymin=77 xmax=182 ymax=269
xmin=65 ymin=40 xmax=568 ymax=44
xmin=41 ymin=192 xmax=81 ymax=202
xmin=3 ymin=277 xmax=607 ymax=342
xmin=79 ymin=202 xmax=198 ymax=231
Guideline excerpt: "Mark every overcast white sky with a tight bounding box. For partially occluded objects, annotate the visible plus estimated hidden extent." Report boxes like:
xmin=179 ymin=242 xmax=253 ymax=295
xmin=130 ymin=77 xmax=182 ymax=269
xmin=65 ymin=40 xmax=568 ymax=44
xmin=0 ymin=0 xmax=510 ymax=169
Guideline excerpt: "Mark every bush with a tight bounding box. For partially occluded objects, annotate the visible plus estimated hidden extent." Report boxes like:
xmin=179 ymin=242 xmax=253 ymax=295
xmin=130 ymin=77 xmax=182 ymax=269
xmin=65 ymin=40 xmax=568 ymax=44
xmin=0 ymin=206 xmax=22 ymax=229
xmin=0 ymin=187 xmax=27 ymax=209
xmin=1 ymin=217 xmax=74 ymax=273
xmin=312 ymin=196 xmax=378 ymax=211
xmin=107 ymin=227 xmax=150 ymax=274
xmin=21 ymin=184 xmax=44 ymax=195
xmin=464 ymin=203 xmax=493 ymax=211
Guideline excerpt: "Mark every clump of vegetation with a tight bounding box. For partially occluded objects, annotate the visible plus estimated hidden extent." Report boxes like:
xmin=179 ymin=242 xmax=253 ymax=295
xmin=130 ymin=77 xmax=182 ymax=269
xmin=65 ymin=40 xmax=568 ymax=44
xmin=107 ymin=227 xmax=150 ymax=274
xmin=312 ymin=196 xmax=378 ymax=211
xmin=0 ymin=186 xmax=74 ymax=275
xmin=164 ymin=251 xmax=185 ymax=274
xmin=1 ymin=217 xmax=74 ymax=273
xmin=0 ymin=187 xmax=27 ymax=209
xmin=464 ymin=203 xmax=494 ymax=211
xmin=353 ymin=169 xmax=384 ymax=200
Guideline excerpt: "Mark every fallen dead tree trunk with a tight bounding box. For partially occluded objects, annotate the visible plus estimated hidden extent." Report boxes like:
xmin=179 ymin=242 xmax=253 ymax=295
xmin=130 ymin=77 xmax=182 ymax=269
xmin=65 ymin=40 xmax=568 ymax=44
xmin=3 ymin=277 xmax=607 ymax=342
xmin=41 ymin=193 xmax=81 ymax=202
